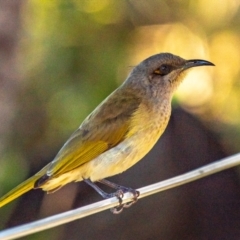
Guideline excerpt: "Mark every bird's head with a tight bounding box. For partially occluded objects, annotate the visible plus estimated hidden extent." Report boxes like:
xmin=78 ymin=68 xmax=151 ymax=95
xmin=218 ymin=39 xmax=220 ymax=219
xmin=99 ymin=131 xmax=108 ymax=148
xmin=126 ymin=53 xmax=214 ymax=98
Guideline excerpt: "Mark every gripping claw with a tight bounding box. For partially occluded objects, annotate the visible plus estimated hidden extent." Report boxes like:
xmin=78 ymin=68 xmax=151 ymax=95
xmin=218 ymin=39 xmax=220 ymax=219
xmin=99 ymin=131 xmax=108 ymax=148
xmin=84 ymin=178 xmax=140 ymax=214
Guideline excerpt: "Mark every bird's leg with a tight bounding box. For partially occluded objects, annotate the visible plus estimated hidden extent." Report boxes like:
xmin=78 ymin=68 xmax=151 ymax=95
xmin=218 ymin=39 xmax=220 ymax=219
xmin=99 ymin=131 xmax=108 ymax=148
xmin=84 ymin=179 xmax=124 ymax=214
xmin=84 ymin=179 xmax=123 ymax=199
xmin=98 ymin=179 xmax=140 ymax=209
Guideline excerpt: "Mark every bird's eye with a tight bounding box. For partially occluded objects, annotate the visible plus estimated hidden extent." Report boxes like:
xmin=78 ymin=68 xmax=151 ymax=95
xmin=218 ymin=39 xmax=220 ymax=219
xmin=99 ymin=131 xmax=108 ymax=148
xmin=153 ymin=64 xmax=171 ymax=76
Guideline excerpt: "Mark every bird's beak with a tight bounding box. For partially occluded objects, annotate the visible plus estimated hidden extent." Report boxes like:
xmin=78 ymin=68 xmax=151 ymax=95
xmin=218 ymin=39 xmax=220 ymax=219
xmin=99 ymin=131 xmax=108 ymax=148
xmin=183 ymin=59 xmax=215 ymax=70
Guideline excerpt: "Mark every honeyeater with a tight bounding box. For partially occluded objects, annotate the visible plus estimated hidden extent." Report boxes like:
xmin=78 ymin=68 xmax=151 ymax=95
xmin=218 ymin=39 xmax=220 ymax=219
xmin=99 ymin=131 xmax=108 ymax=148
xmin=0 ymin=53 xmax=214 ymax=213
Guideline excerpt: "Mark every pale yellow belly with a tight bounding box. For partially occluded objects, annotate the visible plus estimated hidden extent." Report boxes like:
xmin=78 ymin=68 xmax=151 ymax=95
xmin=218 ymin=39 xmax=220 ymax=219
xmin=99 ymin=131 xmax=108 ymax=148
xmin=79 ymin=119 xmax=168 ymax=182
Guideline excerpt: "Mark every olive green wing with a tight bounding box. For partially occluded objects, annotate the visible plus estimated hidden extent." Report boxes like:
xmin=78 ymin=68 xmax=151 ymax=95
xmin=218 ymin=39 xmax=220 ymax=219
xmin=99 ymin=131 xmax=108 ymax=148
xmin=46 ymin=91 xmax=140 ymax=177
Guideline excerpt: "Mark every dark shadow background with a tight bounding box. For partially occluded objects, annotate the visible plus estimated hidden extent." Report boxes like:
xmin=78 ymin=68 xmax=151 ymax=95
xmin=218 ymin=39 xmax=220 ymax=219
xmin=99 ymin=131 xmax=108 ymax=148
xmin=0 ymin=1 xmax=240 ymax=239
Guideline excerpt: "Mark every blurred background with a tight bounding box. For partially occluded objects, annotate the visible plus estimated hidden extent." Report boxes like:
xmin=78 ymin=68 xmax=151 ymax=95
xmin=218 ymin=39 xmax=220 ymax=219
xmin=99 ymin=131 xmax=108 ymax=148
xmin=0 ymin=0 xmax=240 ymax=239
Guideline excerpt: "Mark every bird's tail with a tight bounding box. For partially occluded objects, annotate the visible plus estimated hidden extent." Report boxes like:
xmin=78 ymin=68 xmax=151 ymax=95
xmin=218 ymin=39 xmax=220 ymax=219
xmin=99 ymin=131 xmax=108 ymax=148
xmin=0 ymin=175 xmax=39 ymax=208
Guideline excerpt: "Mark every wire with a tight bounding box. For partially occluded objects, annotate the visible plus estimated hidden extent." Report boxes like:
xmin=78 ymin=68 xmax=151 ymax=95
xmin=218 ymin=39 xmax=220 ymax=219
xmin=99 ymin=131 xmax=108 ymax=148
xmin=0 ymin=153 xmax=240 ymax=240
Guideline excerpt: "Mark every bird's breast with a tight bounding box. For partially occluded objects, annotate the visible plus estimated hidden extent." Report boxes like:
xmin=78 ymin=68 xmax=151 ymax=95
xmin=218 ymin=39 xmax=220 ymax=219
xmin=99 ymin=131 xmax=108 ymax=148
xmin=82 ymin=100 xmax=172 ymax=181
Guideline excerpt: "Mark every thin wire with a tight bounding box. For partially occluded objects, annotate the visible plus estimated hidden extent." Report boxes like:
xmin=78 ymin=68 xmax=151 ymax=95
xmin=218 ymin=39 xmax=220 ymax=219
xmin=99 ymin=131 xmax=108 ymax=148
xmin=0 ymin=153 xmax=240 ymax=240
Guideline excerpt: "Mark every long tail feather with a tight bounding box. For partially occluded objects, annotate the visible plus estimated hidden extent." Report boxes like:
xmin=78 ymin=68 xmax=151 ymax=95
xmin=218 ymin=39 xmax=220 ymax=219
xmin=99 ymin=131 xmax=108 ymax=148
xmin=0 ymin=175 xmax=39 ymax=208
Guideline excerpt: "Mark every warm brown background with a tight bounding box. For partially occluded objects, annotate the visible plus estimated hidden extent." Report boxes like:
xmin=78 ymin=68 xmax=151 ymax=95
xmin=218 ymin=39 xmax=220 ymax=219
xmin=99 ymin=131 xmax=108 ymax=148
xmin=0 ymin=1 xmax=240 ymax=239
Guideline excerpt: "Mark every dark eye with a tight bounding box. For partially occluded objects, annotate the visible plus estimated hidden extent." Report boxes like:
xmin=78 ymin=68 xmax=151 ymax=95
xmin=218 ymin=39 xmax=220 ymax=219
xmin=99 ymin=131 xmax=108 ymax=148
xmin=153 ymin=64 xmax=171 ymax=76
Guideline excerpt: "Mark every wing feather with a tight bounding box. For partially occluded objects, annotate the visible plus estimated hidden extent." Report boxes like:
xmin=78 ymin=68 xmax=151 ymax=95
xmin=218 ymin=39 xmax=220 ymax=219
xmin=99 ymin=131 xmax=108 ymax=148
xmin=47 ymin=90 xmax=140 ymax=177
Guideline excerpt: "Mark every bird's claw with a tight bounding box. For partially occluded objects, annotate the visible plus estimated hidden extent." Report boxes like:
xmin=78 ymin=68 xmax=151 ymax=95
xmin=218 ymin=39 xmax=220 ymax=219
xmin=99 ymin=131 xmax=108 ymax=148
xmin=115 ymin=189 xmax=124 ymax=199
xmin=110 ymin=190 xmax=124 ymax=214
xmin=110 ymin=204 xmax=124 ymax=214
xmin=110 ymin=189 xmax=140 ymax=214
xmin=123 ymin=190 xmax=140 ymax=208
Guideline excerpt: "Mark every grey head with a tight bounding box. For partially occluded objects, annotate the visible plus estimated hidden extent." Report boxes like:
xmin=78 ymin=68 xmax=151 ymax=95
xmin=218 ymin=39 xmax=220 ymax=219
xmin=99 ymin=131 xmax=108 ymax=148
xmin=124 ymin=53 xmax=214 ymax=97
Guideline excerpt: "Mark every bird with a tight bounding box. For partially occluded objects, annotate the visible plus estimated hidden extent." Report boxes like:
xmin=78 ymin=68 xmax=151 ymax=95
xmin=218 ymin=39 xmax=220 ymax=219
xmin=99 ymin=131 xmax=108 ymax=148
xmin=0 ymin=53 xmax=214 ymax=213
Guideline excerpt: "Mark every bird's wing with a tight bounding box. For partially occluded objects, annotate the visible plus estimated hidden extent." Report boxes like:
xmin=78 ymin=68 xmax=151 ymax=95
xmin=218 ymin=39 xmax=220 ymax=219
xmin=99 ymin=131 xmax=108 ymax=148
xmin=46 ymin=92 xmax=141 ymax=177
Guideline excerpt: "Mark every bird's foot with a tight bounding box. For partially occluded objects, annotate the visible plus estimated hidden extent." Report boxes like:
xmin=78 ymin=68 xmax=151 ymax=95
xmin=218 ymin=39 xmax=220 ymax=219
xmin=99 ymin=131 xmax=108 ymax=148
xmin=110 ymin=188 xmax=140 ymax=214
xmin=84 ymin=179 xmax=140 ymax=214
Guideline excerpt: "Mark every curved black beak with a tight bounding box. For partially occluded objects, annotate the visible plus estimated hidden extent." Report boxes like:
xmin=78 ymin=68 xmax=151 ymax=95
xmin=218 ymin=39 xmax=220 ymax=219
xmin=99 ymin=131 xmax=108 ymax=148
xmin=184 ymin=59 xmax=215 ymax=70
